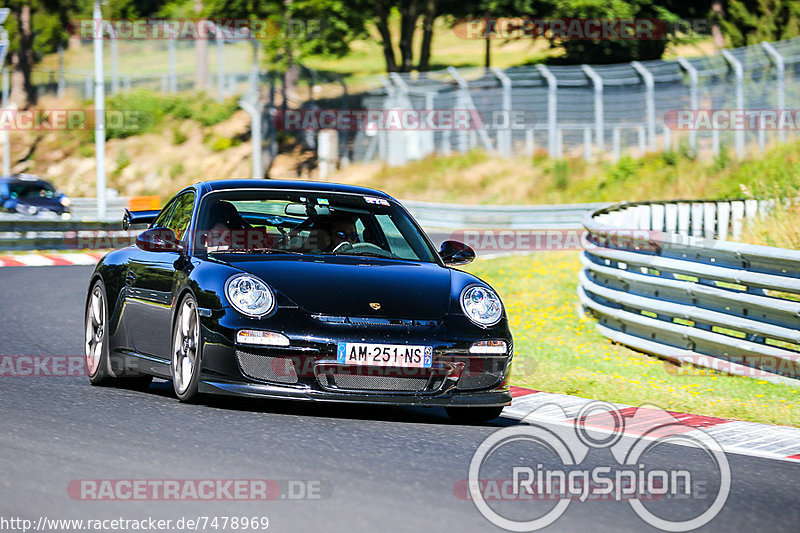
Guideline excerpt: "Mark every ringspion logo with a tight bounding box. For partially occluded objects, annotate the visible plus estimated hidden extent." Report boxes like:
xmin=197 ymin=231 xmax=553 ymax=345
xmin=463 ymin=402 xmax=730 ymax=531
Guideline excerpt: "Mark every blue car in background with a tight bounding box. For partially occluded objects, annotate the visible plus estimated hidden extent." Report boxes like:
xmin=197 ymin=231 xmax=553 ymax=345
xmin=0 ymin=174 xmax=71 ymax=217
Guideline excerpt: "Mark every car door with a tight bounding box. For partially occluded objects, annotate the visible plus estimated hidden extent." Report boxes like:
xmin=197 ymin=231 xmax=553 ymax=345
xmin=127 ymin=191 xmax=196 ymax=359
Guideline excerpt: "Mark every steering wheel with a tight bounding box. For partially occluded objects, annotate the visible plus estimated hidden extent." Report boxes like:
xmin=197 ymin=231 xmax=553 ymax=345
xmin=332 ymin=242 xmax=397 ymax=258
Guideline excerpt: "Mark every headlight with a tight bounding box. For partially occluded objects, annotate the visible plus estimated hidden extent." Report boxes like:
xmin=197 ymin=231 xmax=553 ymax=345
xmin=225 ymin=274 xmax=275 ymax=317
xmin=460 ymin=285 xmax=503 ymax=327
xmin=60 ymin=196 xmax=71 ymax=207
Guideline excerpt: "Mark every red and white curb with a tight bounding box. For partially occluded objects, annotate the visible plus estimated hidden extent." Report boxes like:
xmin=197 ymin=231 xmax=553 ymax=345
xmin=505 ymin=386 xmax=800 ymax=463
xmin=0 ymin=252 xmax=106 ymax=267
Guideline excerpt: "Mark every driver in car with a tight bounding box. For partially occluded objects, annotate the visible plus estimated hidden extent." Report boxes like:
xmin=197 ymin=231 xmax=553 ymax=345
xmin=329 ymin=214 xmax=360 ymax=250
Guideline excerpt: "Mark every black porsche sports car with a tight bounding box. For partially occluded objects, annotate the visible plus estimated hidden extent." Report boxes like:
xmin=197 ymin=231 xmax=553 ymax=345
xmin=85 ymin=180 xmax=513 ymax=422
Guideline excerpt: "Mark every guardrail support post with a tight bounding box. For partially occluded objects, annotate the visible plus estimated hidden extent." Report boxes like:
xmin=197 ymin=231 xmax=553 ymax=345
xmin=582 ymin=65 xmax=604 ymax=151
xmin=537 ymin=64 xmax=558 ymax=158
xmin=721 ymin=50 xmax=745 ymax=158
xmin=632 ymin=61 xmax=656 ymax=151
xmin=761 ymin=41 xmax=786 ymax=143
xmin=677 ymin=58 xmax=699 ymax=154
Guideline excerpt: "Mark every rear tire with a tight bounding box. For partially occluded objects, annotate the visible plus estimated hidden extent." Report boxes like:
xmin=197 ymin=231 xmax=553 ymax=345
xmin=85 ymin=281 xmax=112 ymax=385
xmin=85 ymin=280 xmax=154 ymax=391
xmin=446 ymin=406 xmax=505 ymax=424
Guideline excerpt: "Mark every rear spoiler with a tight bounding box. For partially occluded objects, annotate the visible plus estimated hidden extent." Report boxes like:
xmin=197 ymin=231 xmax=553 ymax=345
xmin=122 ymin=208 xmax=160 ymax=230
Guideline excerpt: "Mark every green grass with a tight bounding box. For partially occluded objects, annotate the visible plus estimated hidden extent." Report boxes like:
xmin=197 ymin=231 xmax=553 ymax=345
xmin=462 ymin=252 xmax=800 ymax=427
xmin=334 ymin=138 xmax=800 ymax=205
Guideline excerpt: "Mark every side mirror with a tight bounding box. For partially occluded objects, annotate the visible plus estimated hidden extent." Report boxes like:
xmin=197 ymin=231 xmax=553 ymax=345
xmin=439 ymin=240 xmax=475 ymax=265
xmin=136 ymin=228 xmax=180 ymax=253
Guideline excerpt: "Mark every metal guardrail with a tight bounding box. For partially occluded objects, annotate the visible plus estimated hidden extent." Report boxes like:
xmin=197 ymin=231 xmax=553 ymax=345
xmin=68 ymin=197 xmax=130 ymax=221
xmin=579 ymin=198 xmax=800 ymax=384
xmin=0 ymin=198 xmax=606 ymax=251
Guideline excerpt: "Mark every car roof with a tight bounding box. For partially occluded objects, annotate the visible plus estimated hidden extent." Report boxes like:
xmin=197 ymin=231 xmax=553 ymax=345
xmin=193 ymin=179 xmax=395 ymax=201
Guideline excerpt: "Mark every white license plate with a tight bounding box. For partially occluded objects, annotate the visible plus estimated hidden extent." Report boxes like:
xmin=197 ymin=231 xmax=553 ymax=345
xmin=336 ymin=343 xmax=433 ymax=368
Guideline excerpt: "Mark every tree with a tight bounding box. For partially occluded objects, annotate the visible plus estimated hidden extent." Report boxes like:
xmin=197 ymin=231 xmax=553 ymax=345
xmin=717 ymin=0 xmax=800 ymax=47
xmin=5 ymin=0 xmax=84 ymax=109
xmin=373 ymin=0 xmax=442 ymax=72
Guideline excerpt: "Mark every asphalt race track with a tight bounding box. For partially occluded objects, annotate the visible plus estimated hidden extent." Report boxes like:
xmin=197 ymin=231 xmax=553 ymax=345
xmin=1 ymin=265 xmax=799 ymax=532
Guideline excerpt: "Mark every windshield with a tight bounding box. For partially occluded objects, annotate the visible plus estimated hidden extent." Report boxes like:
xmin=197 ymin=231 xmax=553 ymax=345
xmin=194 ymin=190 xmax=438 ymax=263
xmin=8 ymin=182 xmax=56 ymax=199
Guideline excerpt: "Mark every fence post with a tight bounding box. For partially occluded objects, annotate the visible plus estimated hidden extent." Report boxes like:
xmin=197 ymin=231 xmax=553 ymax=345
xmin=612 ymin=127 xmax=621 ymax=162
xmin=216 ymin=27 xmax=224 ymax=103
xmin=110 ymin=28 xmax=119 ymax=94
xmin=1 ymin=65 xmax=8 ymax=177
xmin=525 ymin=128 xmax=534 ymax=156
xmin=239 ymin=97 xmax=264 ymax=179
xmin=537 ymin=64 xmax=558 ymax=158
xmin=712 ymin=128 xmax=720 ymax=157
xmin=57 ymin=45 xmax=65 ymax=99
xmin=761 ymin=41 xmax=786 ymax=143
xmin=582 ymin=65 xmax=604 ymax=151
xmin=583 ymin=127 xmax=592 ymax=161
xmin=721 ymin=50 xmax=744 ymax=157
xmin=663 ymin=124 xmax=672 ymax=152
xmin=447 ymin=67 xmax=494 ymax=154
xmin=631 ymin=61 xmax=656 ymax=151
xmin=168 ymin=38 xmax=177 ymax=93
xmin=637 ymin=125 xmax=646 ymax=156
xmin=677 ymin=58 xmax=698 ymax=154
xmin=490 ymin=67 xmax=512 ymax=157
xmin=248 ymin=40 xmax=260 ymax=98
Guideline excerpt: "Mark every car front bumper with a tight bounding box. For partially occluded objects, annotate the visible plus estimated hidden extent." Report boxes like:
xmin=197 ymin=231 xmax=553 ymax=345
xmin=195 ymin=305 xmax=514 ymax=408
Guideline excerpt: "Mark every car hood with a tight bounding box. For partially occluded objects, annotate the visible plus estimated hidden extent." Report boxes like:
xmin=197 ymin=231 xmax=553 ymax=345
xmin=225 ymin=256 xmax=452 ymax=319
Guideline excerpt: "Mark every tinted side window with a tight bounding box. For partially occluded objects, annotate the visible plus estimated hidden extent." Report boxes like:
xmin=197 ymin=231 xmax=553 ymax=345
xmin=162 ymin=192 xmax=195 ymax=241
xmin=152 ymin=199 xmax=176 ymax=229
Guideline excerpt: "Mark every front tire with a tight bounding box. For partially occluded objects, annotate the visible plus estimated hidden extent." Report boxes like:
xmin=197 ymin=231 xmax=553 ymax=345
xmin=171 ymin=293 xmax=202 ymax=402
xmin=446 ymin=406 xmax=505 ymax=424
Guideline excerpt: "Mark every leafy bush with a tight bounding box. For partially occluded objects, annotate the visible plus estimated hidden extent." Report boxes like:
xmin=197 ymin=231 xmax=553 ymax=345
xmin=103 ymin=90 xmax=239 ymax=139
xmin=209 ymin=136 xmax=233 ymax=152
